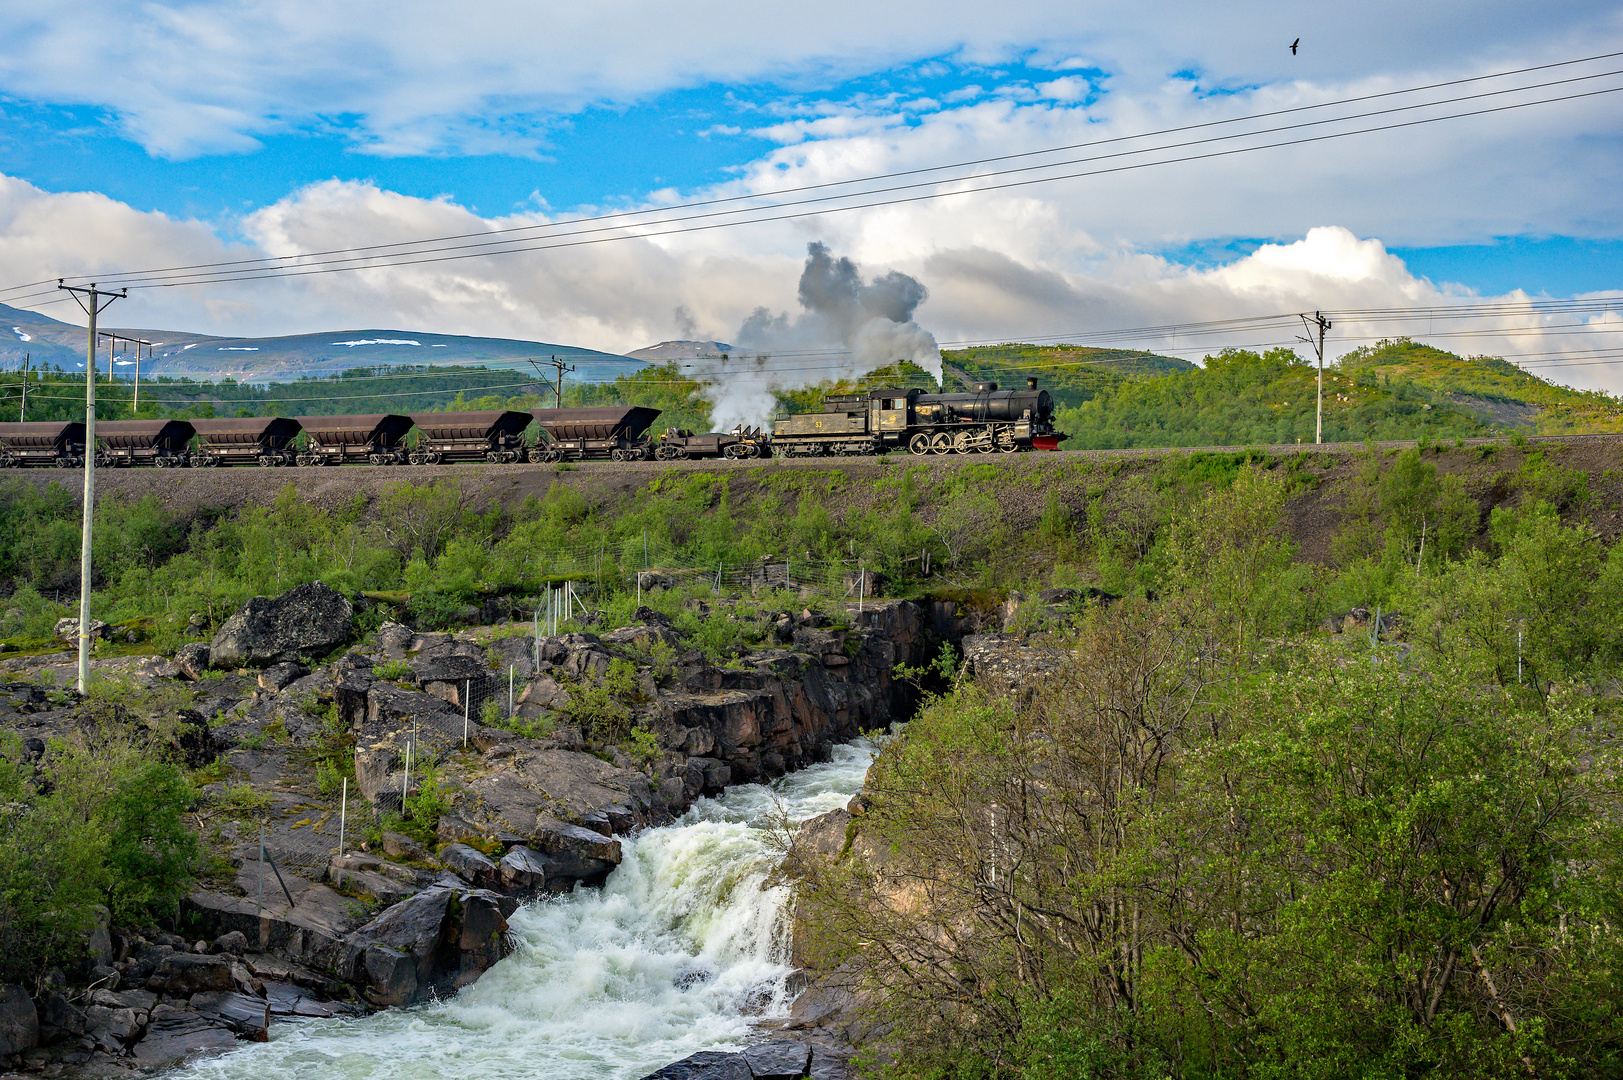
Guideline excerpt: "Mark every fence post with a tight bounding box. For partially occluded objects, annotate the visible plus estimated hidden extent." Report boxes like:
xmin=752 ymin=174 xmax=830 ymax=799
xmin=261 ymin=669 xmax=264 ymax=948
xmin=533 ymin=607 xmax=540 ymax=666
xmin=402 ymin=721 xmax=412 ymax=811
xmin=257 ymin=824 xmax=264 ymax=916
xmin=509 ymin=665 xmax=515 ymax=717
xmin=859 ymin=561 xmax=865 ymax=615
xmin=338 ymin=777 xmax=347 ymax=859
xmin=463 ymin=682 xmax=470 ymax=748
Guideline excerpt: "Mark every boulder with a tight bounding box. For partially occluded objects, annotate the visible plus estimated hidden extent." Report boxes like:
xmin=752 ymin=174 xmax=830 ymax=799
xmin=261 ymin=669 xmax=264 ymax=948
xmin=809 ymin=1051 xmax=851 ymax=1080
xmin=457 ymin=748 xmax=650 ymax=856
xmin=84 ymin=904 xmax=114 ymax=969
xmin=187 ymin=991 xmax=270 ymax=1040
xmin=454 ymin=890 xmax=511 ymax=986
xmin=440 ymin=843 xmax=500 ymax=889
xmin=377 ymin=621 xmax=414 ymax=659
xmin=0 ymin=985 xmax=38 ymax=1059
xmin=497 ymin=845 xmax=551 ymax=897
xmin=53 ymin=617 xmax=110 ymax=643
xmin=518 ymin=675 xmax=573 ymax=711
xmin=258 ymin=661 xmax=309 ymax=693
xmin=146 ymin=952 xmax=234 ymax=996
xmin=341 ymin=884 xmax=510 ymax=1006
xmin=346 ymin=887 xmax=453 ymax=1007
xmin=328 ymin=854 xmax=420 ymax=907
xmin=83 ymin=1004 xmax=144 ymax=1052
xmin=130 ymin=1004 xmax=237 ymax=1068
xmin=382 ymin=832 xmax=432 ymax=862
xmin=214 ymin=930 xmax=249 ymax=955
xmin=174 ymin=642 xmax=211 ymax=680
xmin=531 ymin=817 xmax=622 ymax=884
xmin=89 ymin=989 xmax=156 ymax=1012
xmin=413 ymin=653 xmax=490 ymax=699
xmin=637 ymin=1050 xmax=753 ymax=1080
xmin=209 ymin=581 xmax=354 ymax=667
xmin=744 ymin=1041 xmax=814 ymax=1080
xmin=436 ymin=813 xmax=490 ymax=847
xmin=35 ymin=991 xmax=84 ymax=1046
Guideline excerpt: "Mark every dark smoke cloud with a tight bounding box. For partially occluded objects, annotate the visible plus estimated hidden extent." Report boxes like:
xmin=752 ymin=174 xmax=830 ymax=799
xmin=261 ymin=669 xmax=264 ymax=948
xmin=689 ymin=242 xmax=942 ymax=430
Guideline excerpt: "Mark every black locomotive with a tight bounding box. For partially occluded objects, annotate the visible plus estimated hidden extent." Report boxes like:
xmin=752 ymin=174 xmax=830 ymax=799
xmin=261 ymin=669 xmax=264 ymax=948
xmin=0 ymin=377 xmax=1066 ymax=467
xmin=770 ymin=377 xmax=1065 ymax=456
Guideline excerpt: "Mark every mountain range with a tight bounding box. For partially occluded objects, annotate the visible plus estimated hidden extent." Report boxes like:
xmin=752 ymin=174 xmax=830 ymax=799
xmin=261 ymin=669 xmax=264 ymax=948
xmin=0 ymin=302 xmax=645 ymax=383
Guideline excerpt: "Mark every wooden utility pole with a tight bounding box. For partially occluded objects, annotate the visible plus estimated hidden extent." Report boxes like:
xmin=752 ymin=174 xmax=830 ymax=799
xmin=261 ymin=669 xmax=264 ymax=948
xmin=101 ymin=332 xmax=154 ymax=413
xmin=17 ymin=353 xmax=27 ymax=421
xmin=1299 ymin=311 xmax=1333 ymax=444
xmin=528 ymin=354 xmax=576 ymax=409
xmin=59 ymin=281 xmax=126 ymax=694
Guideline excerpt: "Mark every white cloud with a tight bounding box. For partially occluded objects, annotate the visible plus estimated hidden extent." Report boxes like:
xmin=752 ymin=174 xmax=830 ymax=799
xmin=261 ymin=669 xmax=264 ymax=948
xmin=0 ymin=1 xmax=1616 ymax=158
xmin=3 ymin=171 xmax=1618 ymax=395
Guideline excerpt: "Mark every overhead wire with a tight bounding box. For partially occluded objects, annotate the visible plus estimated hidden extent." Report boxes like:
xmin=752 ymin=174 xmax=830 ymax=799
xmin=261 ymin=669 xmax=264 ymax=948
xmin=2 ymin=64 xmax=1618 ymax=296
xmin=8 ymin=49 xmax=1621 ymax=301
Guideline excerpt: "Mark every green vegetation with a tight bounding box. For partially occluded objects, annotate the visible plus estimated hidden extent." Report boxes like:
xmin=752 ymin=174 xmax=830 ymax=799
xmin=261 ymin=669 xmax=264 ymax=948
xmin=941 ymin=343 xmax=1193 ymax=408
xmin=792 ymin=462 xmax=1623 ymax=1080
xmin=0 ymin=685 xmax=203 ymax=981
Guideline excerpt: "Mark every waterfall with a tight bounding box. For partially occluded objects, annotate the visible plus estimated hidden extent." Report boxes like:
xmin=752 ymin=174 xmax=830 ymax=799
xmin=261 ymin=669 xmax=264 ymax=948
xmin=170 ymin=740 xmax=877 ymax=1080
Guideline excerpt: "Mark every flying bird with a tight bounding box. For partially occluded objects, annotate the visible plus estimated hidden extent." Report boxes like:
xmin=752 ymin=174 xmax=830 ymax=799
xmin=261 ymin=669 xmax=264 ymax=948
xmin=1290 ymin=38 xmax=1300 ymax=54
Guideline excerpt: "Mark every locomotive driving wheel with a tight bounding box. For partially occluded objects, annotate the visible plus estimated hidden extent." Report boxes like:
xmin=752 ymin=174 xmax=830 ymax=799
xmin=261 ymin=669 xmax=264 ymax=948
xmin=929 ymin=432 xmax=954 ymax=455
xmin=908 ymin=433 xmax=931 ymax=455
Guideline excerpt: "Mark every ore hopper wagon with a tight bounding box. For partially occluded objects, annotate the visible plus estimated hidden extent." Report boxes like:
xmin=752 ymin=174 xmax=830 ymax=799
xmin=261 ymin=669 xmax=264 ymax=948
xmin=294 ymin=415 xmax=413 ymax=466
xmin=530 ymin=406 xmax=661 ymax=462
xmin=0 ymin=421 xmax=86 ymax=468
xmin=408 ymin=410 xmax=532 ymax=464
xmin=654 ymin=426 xmax=768 ymax=460
xmin=188 ymin=417 xmax=302 ymax=467
xmin=94 ymin=420 xmax=194 ymax=467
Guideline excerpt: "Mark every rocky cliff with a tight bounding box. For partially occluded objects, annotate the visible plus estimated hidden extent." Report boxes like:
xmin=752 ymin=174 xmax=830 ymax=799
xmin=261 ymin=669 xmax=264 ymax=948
xmin=0 ymin=586 xmax=953 ymax=1075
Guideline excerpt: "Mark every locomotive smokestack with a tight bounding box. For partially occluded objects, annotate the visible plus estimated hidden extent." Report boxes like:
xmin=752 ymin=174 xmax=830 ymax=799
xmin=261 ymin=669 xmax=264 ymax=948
xmin=1027 ymin=377 xmax=1038 ymax=389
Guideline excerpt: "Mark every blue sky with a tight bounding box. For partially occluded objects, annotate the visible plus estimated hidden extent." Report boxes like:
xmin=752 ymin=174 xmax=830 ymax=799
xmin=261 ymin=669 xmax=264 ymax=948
xmin=0 ymin=56 xmax=1103 ymax=226
xmin=0 ymin=0 xmax=1620 ymax=388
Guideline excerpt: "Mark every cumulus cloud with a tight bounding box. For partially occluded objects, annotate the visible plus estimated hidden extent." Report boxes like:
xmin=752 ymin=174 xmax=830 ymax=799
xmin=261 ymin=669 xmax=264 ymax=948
xmin=0 ymin=1 xmax=1616 ymax=158
xmin=2 ymin=164 xmax=1620 ymax=397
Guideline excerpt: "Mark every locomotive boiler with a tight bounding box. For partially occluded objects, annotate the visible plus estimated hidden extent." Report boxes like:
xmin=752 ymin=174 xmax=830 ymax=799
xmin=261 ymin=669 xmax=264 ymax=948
xmin=770 ymin=377 xmax=1066 ymax=456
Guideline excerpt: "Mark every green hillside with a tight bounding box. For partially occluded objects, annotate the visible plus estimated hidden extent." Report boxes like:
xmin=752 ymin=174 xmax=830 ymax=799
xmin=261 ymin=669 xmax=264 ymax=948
xmin=941 ymin=344 xmax=1195 ymax=408
xmin=1337 ymin=339 xmax=1623 ymax=433
xmin=1053 ymin=338 xmax=1623 ymax=448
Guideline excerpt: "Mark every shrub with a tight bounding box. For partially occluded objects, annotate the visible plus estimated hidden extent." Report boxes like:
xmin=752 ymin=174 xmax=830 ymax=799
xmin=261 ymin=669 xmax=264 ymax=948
xmin=104 ymin=763 xmax=200 ymax=923
xmin=373 ymin=659 xmax=414 ymax=682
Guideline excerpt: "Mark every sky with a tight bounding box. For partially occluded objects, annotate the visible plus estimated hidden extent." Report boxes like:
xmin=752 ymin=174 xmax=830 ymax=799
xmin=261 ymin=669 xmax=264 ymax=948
xmin=1 ymin=0 xmax=1621 ymax=391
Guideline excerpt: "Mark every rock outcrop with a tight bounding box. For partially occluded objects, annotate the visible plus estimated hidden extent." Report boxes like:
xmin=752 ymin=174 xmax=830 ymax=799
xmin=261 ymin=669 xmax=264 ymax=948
xmin=0 ymin=587 xmax=961 ymax=1076
xmin=53 ymin=617 xmax=110 ymax=644
xmin=638 ymin=1041 xmax=844 ymax=1080
xmin=210 ymin=581 xmax=354 ymax=668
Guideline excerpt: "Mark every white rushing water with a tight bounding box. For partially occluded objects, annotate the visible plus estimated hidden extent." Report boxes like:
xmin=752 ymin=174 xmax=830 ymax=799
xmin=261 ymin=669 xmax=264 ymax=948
xmin=170 ymin=740 xmax=876 ymax=1080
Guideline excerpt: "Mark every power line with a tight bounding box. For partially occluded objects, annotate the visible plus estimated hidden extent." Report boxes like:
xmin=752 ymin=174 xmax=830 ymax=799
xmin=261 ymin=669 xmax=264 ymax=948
xmin=11 ymin=50 xmax=1619 ymax=301
xmin=6 ymin=65 xmax=1619 ymax=298
xmin=10 ymin=50 xmax=1620 ymax=301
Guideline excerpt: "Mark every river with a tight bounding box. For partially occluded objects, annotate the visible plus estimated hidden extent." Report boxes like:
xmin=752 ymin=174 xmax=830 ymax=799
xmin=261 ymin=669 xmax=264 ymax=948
xmin=167 ymin=739 xmax=876 ymax=1080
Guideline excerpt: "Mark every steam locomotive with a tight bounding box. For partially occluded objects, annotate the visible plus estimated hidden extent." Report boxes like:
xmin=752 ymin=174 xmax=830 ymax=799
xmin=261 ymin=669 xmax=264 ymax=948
xmin=0 ymin=377 xmax=1066 ymax=468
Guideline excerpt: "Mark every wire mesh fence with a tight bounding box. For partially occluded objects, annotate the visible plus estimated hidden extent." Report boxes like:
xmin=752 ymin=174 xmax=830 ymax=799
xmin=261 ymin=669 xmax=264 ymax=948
xmin=219 ymin=546 xmax=881 ymax=901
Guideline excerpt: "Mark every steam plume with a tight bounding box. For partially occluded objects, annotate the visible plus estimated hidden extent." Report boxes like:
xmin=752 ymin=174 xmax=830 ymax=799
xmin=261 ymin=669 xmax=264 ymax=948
xmin=688 ymin=242 xmax=942 ymax=430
